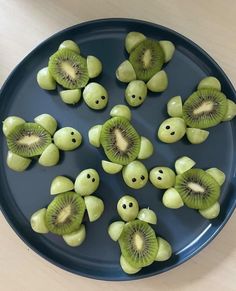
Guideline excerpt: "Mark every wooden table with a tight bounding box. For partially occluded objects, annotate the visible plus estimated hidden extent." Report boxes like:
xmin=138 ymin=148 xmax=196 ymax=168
xmin=0 ymin=1 xmax=235 ymax=290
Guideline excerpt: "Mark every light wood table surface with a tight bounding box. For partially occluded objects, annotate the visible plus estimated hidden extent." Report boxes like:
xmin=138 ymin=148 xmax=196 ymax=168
xmin=0 ymin=1 xmax=235 ymax=290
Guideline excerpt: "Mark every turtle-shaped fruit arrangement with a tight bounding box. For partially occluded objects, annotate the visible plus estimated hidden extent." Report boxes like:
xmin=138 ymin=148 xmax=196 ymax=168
xmin=150 ymin=156 xmax=225 ymax=219
xmin=108 ymin=195 xmax=172 ymax=274
xmin=88 ymin=104 xmax=154 ymax=189
xmin=30 ymin=169 xmax=104 ymax=247
xmin=37 ymin=40 xmax=109 ymax=110
xmin=2 ymin=113 xmax=82 ymax=171
xmin=116 ymin=31 xmax=175 ymax=107
xmin=157 ymin=76 xmax=236 ymax=144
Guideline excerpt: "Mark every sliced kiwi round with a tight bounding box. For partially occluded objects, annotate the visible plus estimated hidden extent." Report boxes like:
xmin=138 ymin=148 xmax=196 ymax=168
xmin=7 ymin=123 xmax=51 ymax=158
xmin=100 ymin=117 xmax=141 ymax=165
xmin=48 ymin=48 xmax=89 ymax=89
xmin=182 ymin=89 xmax=227 ymax=128
xmin=129 ymin=38 xmax=164 ymax=82
xmin=175 ymin=169 xmax=220 ymax=210
xmin=118 ymin=220 xmax=158 ymax=268
xmin=45 ymin=192 xmax=85 ymax=235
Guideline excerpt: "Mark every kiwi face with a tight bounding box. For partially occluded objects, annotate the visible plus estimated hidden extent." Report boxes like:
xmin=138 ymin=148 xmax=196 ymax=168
xmin=48 ymin=49 xmax=89 ymax=89
xmin=46 ymin=192 xmax=85 ymax=235
xmin=129 ymin=39 xmax=164 ymax=82
xmin=183 ymin=89 xmax=227 ymax=128
xmin=7 ymin=123 xmax=51 ymax=158
xmin=175 ymin=169 xmax=220 ymax=210
xmin=100 ymin=117 xmax=141 ymax=165
xmin=118 ymin=220 xmax=158 ymax=268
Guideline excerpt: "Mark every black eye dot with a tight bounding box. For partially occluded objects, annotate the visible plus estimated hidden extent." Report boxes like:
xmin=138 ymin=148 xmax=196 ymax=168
xmin=166 ymin=125 xmax=170 ymax=130
xmin=129 ymin=202 xmax=133 ymax=207
xmin=72 ymin=138 xmax=76 ymax=143
xmin=95 ymin=100 xmax=99 ymax=104
xmin=71 ymin=132 xmax=74 ymax=135
xmin=92 ymin=178 xmax=95 ymax=182
xmin=87 ymin=174 xmax=91 ymax=179
xmin=157 ymin=177 xmax=162 ymax=180
xmin=132 ymin=178 xmax=137 ymax=182
xmin=122 ymin=204 xmax=126 ymax=209
xmin=101 ymin=96 xmax=106 ymax=100
xmin=141 ymin=175 xmax=145 ymax=180
xmin=132 ymin=95 xmax=136 ymax=98
xmin=170 ymin=131 xmax=175 ymax=135
xmin=139 ymin=96 xmax=142 ymax=100
xmin=159 ymin=170 xmax=163 ymax=174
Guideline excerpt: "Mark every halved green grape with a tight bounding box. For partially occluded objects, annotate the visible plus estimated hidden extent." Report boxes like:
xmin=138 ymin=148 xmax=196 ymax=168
xmin=34 ymin=113 xmax=57 ymax=135
xmin=7 ymin=151 xmax=31 ymax=172
xmin=138 ymin=136 xmax=154 ymax=159
xmin=116 ymin=60 xmax=136 ymax=83
xmin=149 ymin=167 xmax=176 ymax=189
xmin=122 ymin=161 xmax=148 ymax=189
xmin=37 ymin=67 xmax=56 ymax=90
xmin=125 ymin=80 xmax=147 ymax=107
xmin=175 ymin=156 xmax=196 ymax=175
xmin=158 ymin=117 xmax=186 ymax=143
xmin=50 ymin=176 xmax=74 ymax=195
xmin=155 ymin=237 xmax=172 ymax=261
xmin=159 ymin=40 xmax=175 ymax=63
xmin=199 ymin=202 xmax=220 ymax=219
xmin=137 ymin=208 xmax=157 ymax=224
xmin=74 ymin=169 xmax=100 ymax=196
xmin=87 ymin=55 xmax=102 ymax=78
xmin=222 ymin=99 xmax=236 ymax=121
xmin=206 ymin=168 xmax=226 ymax=186
xmin=110 ymin=104 xmax=131 ymax=121
xmin=2 ymin=116 xmax=25 ymax=137
xmin=197 ymin=76 xmax=221 ymax=91
xmin=162 ymin=188 xmax=184 ymax=209
xmin=120 ymin=255 xmax=141 ymax=274
xmin=125 ymin=31 xmax=146 ymax=53
xmin=38 ymin=143 xmax=60 ymax=166
xmin=146 ymin=70 xmax=168 ymax=93
xmin=167 ymin=96 xmax=183 ymax=117
xmin=30 ymin=208 xmax=49 ymax=234
xmin=60 ymin=89 xmax=81 ymax=105
xmin=88 ymin=124 xmax=102 ymax=147
xmin=53 ymin=127 xmax=82 ymax=151
xmin=63 ymin=224 xmax=86 ymax=247
xmin=83 ymin=82 xmax=108 ymax=110
xmin=186 ymin=128 xmax=209 ymax=144
xmin=84 ymin=195 xmax=104 ymax=222
xmin=102 ymin=160 xmax=123 ymax=174
xmin=108 ymin=221 xmax=125 ymax=241
xmin=117 ymin=195 xmax=139 ymax=222
xmin=58 ymin=40 xmax=80 ymax=54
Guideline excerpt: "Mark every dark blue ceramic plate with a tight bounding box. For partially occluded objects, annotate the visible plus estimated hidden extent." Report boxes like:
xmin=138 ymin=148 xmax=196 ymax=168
xmin=0 ymin=19 xmax=235 ymax=281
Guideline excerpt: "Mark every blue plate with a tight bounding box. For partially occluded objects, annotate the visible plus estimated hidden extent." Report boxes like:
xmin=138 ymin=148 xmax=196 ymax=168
xmin=0 ymin=19 xmax=235 ymax=281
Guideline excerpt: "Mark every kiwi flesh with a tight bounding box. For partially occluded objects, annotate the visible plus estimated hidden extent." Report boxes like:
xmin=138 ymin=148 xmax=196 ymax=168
xmin=7 ymin=123 xmax=51 ymax=158
xmin=48 ymin=49 xmax=89 ymax=89
xmin=46 ymin=192 xmax=85 ymax=235
xmin=118 ymin=220 xmax=158 ymax=268
xmin=175 ymin=169 xmax=220 ymax=210
xmin=100 ymin=117 xmax=140 ymax=165
xmin=182 ymin=89 xmax=227 ymax=128
xmin=129 ymin=38 xmax=164 ymax=82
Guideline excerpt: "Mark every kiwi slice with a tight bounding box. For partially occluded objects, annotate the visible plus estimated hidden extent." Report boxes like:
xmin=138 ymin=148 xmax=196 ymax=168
xmin=100 ymin=117 xmax=140 ymax=165
xmin=7 ymin=123 xmax=51 ymax=158
xmin=175 ymin=169 xmax=220 ymax=210
xmin=46 ymin=192 xmax=85 ymax=235
xmin=129 ymin=38 xmax=164 ymax=82
xmin=182 ymin=89 xmax=227 ymax=128
xmin=48 ymin=49 xmax=89 ymax=89
xmin=118 ymin=220 xmax=158 ymax=268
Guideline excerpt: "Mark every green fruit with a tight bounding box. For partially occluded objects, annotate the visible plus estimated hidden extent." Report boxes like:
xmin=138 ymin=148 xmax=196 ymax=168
xmin=199 ymin=202 xmax=220 ymax=219
xmin=155 ymin=237 xmax=172 ymax=261
xmin=30 ymin=208 xmax=49 ymax=234
xmin=116 ymin=60 xmax=136 ymax=83
xmin=38 ymin=143 xmax=60 ymax=166
xmin=146 ymin=70 xmax=168 ymax=93
xmin=175 ymin=156 xmax=196 ymax=175
xmin=206 ymin=168 xmax=225 ymax=186
xmin=197 ymin=76 xmax=221 ymax=91
xmin=7 ymin=151 xmax=31 ymax=172
xmin=101 ymin=160 xmax=123 ymax=174
xmin=222 ymin=99 xmax=236 ymax=121
xmin=117 ymin=195 xmax=139 ymax=222
xmin=88 ymin=124 xmax=102 ymax=147
xmin=53 ymin=127 xmax=82 ymax=151
xmin=2 ymin=116 xmax=25 ymax=137
xmin=167 ymin=96 xmax=183 ymax=117
xmin=37 ymin=67 xmax=56 ymax=90
xmin=158 ymin=117 xmax=186 ymax=143
xmin=110 ymin=104 xmax=131 ymax=121
xmin=34 ymin=114 xmax=57 ymax=135
xmin=63 ymin=224 xmax=86 ymax=247
xmin=87 ymin=55 xmax=102 ymax=78
xmin=60 ymin=89 xmax=81 ymax=105
xmin=159 ymin=40 xmax=175 ymax=63
xmin=50 ymin=176 xmax=74 ymax=195
xmin=74 ymin=169 xmax=100 ymax=196
xmin=149 ymin=167 xmax=176 ymax=189
xmin=125 ymin=80 xmax=147 ymax=107
xmin=125 ymin=31 xmax=146 ymax=53
xmin=108 ymin=221 xmax=125 ymax=241
xmin=162 ymin=188 xmax=184 ymax=209
xmin=138 ymin=136 xmax=154 ymax=159
xmin=120 ymin=255 xmax=141 ymax=274
xmin=83 ymin=82 xmax=108 ymax=110
xmin=58 ymin=40 xmax=80 ymax=54
xmin=122 ymin=161 xmax=148 ymax=189
xmin=84 ymin=195 xmax=104 ymax=222
xmin=137 ymin=208 xmax=157 ymax=224
xmin=186 ymin=128 xmax=209 ymax=144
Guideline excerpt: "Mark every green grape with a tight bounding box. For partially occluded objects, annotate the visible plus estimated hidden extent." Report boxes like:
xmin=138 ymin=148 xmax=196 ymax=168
xmin=155 ymin=237 xmax=172 ymax=261
xmin=138 ymin=136 xmax=154 ymax=159
xmin=122 ymin=161 xmax=148 ymax=189
xmin=50 ymin=176 xmax=74 ymax=195
xmin=175 ymin=156 xmax=196 ymax=175
xmin=58 ymin=40 xmax=80 ymax=54
xmin=197 ymin=76 xmax=221 ymax=91
xmin=158 ymin=117 xmax=186 ymax=143
xmin=74 ymin=169 xmax=100 ymax=196
xmin=53 ymin=127 xmax=82 ymax=151
xmin=222 ymin=99 xmax=236 ymax=121
xmin=34 ymin=113 xmax=57 ymax=135
xmin=206 ymin=168 xmax=225 ymax=186
xmin=101 ymin=160 xmax=123 ymax=174
xmin=38 ymin=144 xmax=60 ymax=167
xmin=199 ymin=202 xmax=220 ymax=219
xmin=149 ymin=167 xmax=176 ymax=189
xmin=137 ymin=208 xmax=157 ymax=224
xmin=87 ymin=55 xmax=102 ymax=78
xmin=125 ymin=80 xmax=147 ymax=107
xmin=147 ymin=70 xmax=168 ymax=93
xmin=108 ymin=221 xmax=125 ymax=241
xmin=88 ymin=124 xmax=102 ymax=147
xmin=117 ymin=195 xmax=139 ymax=222
xmin=30 ymin=208 xmax=49 ymax=234
xmin=84 ymin=195 xmax=104 ymax=222
xmin=120 ymin=255 xmax=141 ymax=274
xmin=159 ymin=40 xmax=175 ymax=63
xmin=63 ymin=224 xmax=86 ymax=247
xmin=116 ymin=60 xmax=136 ymax=83
xmin=125 ymin=31 xmax=146 ymax=53
xmin=60 ymin=89 xmax=81 ymax=105
xmin=167 ymin=96 xmax=183 ymax=117
xmin=162 ymin=188 xmax=184 ymax=209
xmin=2 ymin=116 xmax=25 ymax=137
xmin=110 ymin=104 xmax=131 ymax=121
xmin=37 ymin=67 xmax=56 ymax=90
xmin=186 ymin=128 xmax=209 ymax=144
xmin=7 ymin=151 xmax=31 ymax=172
xmin=83 ymin=82 xmax=108 ymax=110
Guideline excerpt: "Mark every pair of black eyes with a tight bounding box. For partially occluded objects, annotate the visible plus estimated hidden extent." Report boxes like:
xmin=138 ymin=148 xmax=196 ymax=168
xmin=87 ymin=174 xmax=95 ymax=182
xmin=157 ymin=169 xmax=163 ymax=180
xmin=165 ymin=125 xmax=175 ymax=135
xmin=70 ymin=132 xmax=77 ymax=143
xmin=132 ymin=176 xmax=145 ymax=182
xmin=132 ymin=94 xmax=142 ymax=100
xmin=95 ymin=96 xmax=106 ymax=104
xmin=122 ymin=202 xmax=133 ymax=209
